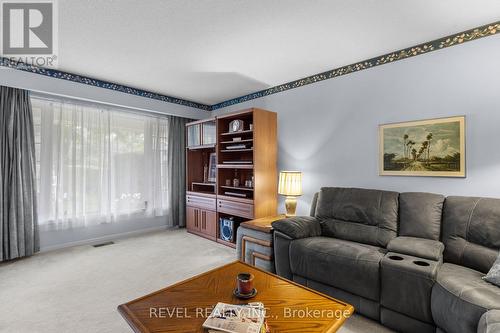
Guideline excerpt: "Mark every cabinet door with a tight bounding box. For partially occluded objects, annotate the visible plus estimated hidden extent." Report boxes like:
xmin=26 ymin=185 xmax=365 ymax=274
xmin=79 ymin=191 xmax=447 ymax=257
xmin=200 ymin=210 xmax=217 ymax=238
xmin=202 ymin=121 xmax=216 ymax=145
xmin=187 ymin=124 xmax=201 ymax=147
xmin=186 ymin=206 xmax=199 ymax=231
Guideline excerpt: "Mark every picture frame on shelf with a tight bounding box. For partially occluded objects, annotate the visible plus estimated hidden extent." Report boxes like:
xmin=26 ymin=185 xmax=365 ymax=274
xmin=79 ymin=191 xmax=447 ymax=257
xmin=229 ymin=119 xmax=245 ymax=133
xmin=208 ymin=153 xmax=217 ymax=182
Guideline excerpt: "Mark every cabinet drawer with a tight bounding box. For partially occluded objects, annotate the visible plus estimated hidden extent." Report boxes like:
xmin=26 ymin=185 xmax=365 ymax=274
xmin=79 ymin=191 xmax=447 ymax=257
xmin=186 ymin=194 xmax=216 ymax=210
xmin=218 ymin=199 xmax=254 ymax=219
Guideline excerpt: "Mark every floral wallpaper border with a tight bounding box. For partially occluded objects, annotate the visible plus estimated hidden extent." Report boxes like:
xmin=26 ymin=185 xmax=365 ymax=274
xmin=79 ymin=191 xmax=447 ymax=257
xmin=1 ymin=21 xmax=499 ymax=112
xmin=210 ymin=21 xmax=500 ymax=110
xmin=0 ymin=57 xmax=211 ymax=111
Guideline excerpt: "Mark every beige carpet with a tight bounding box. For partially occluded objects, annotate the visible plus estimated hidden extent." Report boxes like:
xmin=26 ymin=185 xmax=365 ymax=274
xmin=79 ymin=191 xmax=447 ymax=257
xmin=0 ymin=229 xmax=392 ymax=333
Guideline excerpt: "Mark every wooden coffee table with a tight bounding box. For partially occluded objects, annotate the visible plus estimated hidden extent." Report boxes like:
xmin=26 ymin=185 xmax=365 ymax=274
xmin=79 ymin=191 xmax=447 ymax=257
xmin=118 ymin=261 xmax=354 ymax=332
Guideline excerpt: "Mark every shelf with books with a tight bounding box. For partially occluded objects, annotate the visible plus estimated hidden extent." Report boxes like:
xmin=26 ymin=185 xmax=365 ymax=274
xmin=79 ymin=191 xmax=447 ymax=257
xmin=220 ymin=185 xmax=254 ymax=191
xmin=220 ymin=138 xmax=253 ymax=144
xmin=220 ymin=148 xmax=254 ymax=153
xmin=217 ymin=164 xmax=254 ymax=169
xmin=220 ymin=129 xmax=253 ymax=136
xmin=221 ymin=192 xmax=253 ymax=199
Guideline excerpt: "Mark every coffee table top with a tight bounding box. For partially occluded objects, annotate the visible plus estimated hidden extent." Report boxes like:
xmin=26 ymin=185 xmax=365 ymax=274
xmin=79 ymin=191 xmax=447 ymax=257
xmin=118 ymin=261 xmax=353 ymax=333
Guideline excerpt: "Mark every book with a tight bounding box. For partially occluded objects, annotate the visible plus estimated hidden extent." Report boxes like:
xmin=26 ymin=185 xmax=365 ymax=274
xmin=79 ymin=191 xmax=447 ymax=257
xmin=203 ymin=302 xmax=266 ymax=333
xmin=224 ymin=192 xmax=247 ymax=198
xmin=222 ymin=160 xmax=253 ymax=164
xmin=226 ymin=144 xmax=247 ymax=150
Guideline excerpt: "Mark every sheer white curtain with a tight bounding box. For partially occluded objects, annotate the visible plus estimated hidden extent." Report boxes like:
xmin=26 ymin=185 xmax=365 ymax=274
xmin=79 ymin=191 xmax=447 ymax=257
xmin=32 ymin=97 xmax=169 ymax=230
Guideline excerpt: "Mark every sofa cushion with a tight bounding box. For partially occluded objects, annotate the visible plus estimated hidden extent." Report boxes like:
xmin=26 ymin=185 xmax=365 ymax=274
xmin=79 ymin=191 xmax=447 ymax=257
xmin=309 ymin=192 xmax=319 ymax=217
xmin=431 ymin=263 xmax=500 ymax=333
xmin=315 ymin=187 xmax=399 ymax=247
xmin=478 ymin=310 xmax=500 ymax=333
xmin=442 ymin=196 xmax=500 ymax=273
xmin=484 ymin=252 xmax=500 ymax=287
xmin=293 ymin=275 xmax=381 ymax=321
xmin=387 ymin=236 xmax=444 ymax=261
xmin=399 ymin=192 xmax=445 ymax=240
xmin=289 ymin=236 xmax=386 ymax=301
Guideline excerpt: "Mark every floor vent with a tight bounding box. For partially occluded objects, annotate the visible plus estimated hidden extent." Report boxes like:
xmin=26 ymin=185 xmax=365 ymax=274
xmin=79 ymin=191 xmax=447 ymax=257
xmin=93 ymin=241 xmax=115 ymax=248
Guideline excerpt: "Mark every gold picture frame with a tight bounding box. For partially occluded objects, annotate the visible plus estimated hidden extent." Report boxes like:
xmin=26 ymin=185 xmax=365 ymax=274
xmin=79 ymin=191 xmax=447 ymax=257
xmin=379 ymin=116 xmax=465 ymax=177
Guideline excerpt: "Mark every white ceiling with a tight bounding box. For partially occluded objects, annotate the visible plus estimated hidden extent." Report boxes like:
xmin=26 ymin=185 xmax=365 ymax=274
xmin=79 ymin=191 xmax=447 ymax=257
xmin=57 ymin=0 xmax=500 ymax=106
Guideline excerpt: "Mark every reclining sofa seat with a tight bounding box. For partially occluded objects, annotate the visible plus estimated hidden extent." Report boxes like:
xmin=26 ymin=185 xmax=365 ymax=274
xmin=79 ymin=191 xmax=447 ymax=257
xmin=273 ymin=187 xmax=400 ymax=321
xmin=272 ymin=187 xmax=500 ymax=333
xmin=431 ymin=196 xmax=500 ymax=333
xmin=380 ymin=192 xmax=445 ymax=333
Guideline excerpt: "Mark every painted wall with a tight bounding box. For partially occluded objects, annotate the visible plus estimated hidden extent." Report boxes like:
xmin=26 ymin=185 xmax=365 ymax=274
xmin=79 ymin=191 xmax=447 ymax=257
xmin=214 ymin=34 xmax=500 ymax=215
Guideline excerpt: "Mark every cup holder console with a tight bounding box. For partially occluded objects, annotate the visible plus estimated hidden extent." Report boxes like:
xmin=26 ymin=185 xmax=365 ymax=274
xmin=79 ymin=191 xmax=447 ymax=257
xmin=382 ymin=252 xmax=438 ymax=324
xmin=387 ymin=255 xmax=431 ymax=267
xmin=413 ymin=260 xmax=430 ymax=267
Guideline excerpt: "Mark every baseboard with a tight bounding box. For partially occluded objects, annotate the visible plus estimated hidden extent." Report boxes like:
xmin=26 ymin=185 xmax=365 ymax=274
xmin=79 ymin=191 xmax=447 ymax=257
xmin=39 ymin=225 xmax=175 ymax=253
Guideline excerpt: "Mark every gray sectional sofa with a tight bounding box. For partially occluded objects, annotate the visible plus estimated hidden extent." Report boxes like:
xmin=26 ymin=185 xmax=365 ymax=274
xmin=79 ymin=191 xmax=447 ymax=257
xmin=272 ymin=187 xmax=500 ymax=333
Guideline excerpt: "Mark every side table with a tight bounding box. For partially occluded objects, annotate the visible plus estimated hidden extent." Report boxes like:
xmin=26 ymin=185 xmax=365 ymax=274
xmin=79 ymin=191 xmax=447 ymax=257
xmin=236 ymin=215 xmax=285 ymax=273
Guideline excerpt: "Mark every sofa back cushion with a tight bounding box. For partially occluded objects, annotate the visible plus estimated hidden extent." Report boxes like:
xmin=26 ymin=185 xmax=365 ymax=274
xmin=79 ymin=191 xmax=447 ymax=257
xmin=399 ymin=192 xmax=445 ymax=240
xmin=315 ymin=187 xmax=399 ymax=247
xmin=310 ymin=192 xmax=319 ymax=217
xmin=443 ymin=196 xmax=500 ymax=273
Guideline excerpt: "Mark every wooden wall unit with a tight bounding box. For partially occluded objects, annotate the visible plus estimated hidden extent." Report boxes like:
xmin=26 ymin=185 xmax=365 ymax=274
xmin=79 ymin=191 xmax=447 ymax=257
xmin=186 ymin=118 xmax=217 ymax=241
xmin=185 ymin=108 xmax=277 ymax=248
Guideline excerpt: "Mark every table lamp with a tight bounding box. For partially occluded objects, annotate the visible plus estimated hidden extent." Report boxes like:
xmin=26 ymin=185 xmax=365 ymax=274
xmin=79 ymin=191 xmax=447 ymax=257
xmin=278 ymin=171 xmax=302 ymax=217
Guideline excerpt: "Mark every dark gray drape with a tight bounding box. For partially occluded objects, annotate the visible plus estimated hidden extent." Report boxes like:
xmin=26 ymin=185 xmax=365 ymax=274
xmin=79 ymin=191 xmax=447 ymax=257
xmin=0 ymin=86 xmax=39 ymax=261
xmin=167 ymin=116 xmax=190 ymax=227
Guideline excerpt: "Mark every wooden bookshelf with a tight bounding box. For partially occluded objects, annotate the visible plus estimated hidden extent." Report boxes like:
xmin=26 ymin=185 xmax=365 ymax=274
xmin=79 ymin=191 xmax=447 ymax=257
xmin=185 ymin=109 xmax=277 ymax=247
xmin=185 ymin=118 xmax=217 ymax=241
xmin=215 ymin=108 xmax=277 ymax=246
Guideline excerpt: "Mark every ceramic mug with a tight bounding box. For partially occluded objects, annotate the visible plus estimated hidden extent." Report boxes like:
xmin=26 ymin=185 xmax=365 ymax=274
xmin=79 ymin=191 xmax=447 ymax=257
xmin=237 ymin=273 xmax=254 ymax=295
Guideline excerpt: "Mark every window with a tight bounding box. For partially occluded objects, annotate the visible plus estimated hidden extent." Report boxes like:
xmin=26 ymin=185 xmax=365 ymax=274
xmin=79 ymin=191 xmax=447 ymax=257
xmin=32 ymin=96 xmax=169 ymax=229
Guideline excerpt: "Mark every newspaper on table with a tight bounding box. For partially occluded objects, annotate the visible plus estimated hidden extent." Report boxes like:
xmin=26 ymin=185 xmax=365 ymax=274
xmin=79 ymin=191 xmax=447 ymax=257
xmin=203 ymin=302 xmax=266 ymax=333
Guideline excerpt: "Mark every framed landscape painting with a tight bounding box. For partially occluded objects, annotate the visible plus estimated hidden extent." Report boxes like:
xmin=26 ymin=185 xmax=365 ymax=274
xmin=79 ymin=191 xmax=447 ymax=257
xmin=379 ymin=116 xmax=465 ymax=177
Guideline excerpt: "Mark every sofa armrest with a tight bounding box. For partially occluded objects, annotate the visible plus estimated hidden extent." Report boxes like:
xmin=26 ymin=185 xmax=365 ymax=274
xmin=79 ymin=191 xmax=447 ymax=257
xmin=387 ymin=236 xmax=444 ymax=261
xmin=271 ymin=216 xmax=322 ymax=240
xmin=478 ymin=310 xmax=500 ymax=333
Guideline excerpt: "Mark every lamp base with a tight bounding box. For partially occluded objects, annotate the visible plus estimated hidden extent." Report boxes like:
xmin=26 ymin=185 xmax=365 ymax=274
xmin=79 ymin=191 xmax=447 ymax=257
xmin=284 ymin=196 xmax=298 ymax=217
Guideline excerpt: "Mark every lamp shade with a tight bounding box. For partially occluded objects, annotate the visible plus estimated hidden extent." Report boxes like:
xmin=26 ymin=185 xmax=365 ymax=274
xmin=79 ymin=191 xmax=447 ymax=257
xmin=278 ymin=171 xmax=302 ymax=196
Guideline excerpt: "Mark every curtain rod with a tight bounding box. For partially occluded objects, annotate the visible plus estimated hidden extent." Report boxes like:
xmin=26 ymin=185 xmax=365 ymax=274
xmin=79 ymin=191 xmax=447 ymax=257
xmin=30 ymin=91 xmax=180 ymax=120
